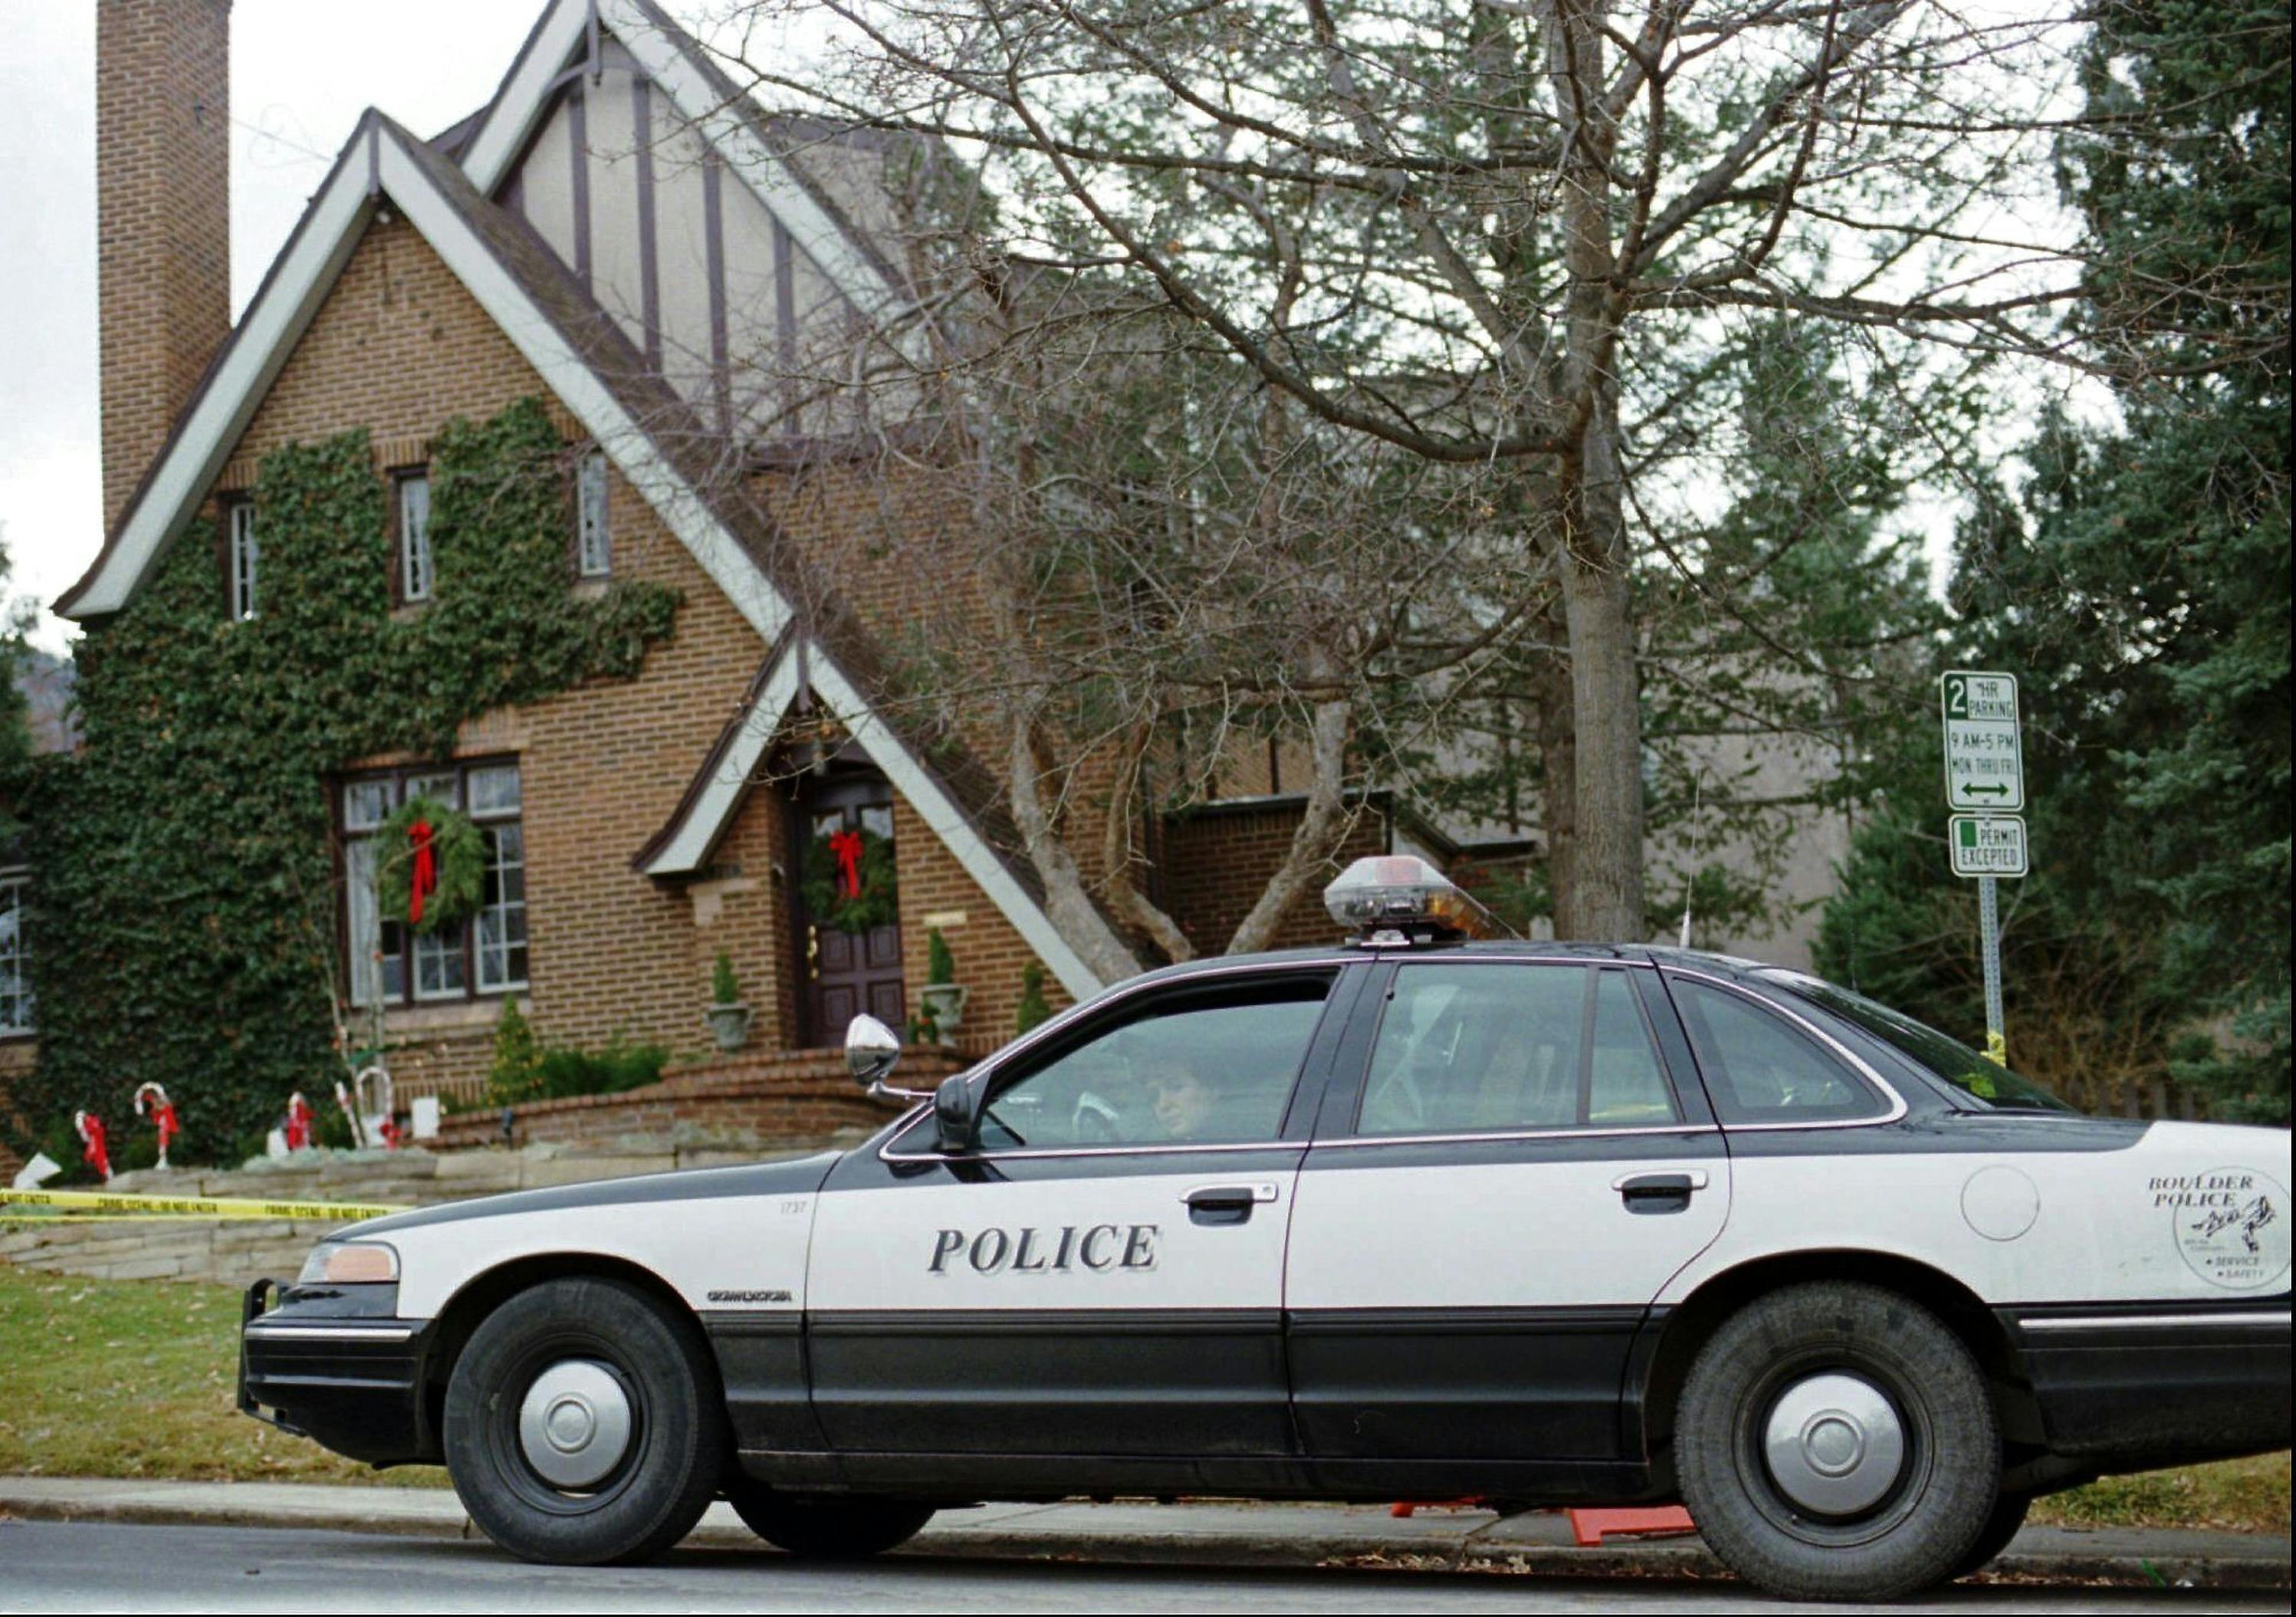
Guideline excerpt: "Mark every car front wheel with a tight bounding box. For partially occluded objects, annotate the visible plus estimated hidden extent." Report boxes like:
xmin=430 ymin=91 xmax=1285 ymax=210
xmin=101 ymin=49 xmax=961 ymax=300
xmin=442 ymin=1276 xmax=726 ymax=1565
xmin=1674 ymin=1280 xmax=1999 ymax=1602
xmin=723 ymin=1476 xmax=936 ymax=1558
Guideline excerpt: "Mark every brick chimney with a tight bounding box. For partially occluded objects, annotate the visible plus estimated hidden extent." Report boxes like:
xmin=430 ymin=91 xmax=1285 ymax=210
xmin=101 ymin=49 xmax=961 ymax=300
xmin=97 ymin=0 xmax=232 ymax=535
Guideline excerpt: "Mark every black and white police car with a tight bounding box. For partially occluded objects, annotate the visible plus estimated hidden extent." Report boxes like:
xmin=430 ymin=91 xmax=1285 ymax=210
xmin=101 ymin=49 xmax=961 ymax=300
xmin=240 ymin=856 xmax=2291 ymax=1600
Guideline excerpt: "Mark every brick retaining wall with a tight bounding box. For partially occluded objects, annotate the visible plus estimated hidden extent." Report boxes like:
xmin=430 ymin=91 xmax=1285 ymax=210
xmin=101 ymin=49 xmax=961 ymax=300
xmin=432 ymin=1047 xmax=963 ymax=1152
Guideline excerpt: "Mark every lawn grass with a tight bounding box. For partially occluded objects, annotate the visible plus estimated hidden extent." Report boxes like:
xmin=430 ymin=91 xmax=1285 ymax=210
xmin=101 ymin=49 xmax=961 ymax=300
xmin=0 ymin=1263 xmax=443 ymax=1487
xmin=2032 ymin=1451 xmax=2290 ymax=1535
xmin=2 ymin=1261 xmax=2288 ymax=1531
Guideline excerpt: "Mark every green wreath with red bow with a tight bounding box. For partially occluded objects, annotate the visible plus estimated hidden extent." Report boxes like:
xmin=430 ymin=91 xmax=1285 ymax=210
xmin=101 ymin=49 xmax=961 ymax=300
xmin=802 ymin=825 xmax=898 ymax=933
xmin=373 ymin=796 xmax=488 ymax=935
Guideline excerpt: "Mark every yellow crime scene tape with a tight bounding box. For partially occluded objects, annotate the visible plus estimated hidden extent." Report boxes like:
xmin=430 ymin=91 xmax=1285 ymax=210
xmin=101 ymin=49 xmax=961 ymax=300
xmin=0 ymin=1187 xmax=412 ymax=1222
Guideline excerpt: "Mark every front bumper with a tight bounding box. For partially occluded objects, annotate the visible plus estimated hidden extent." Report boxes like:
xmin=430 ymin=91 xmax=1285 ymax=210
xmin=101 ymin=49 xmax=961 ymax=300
xmin=238 ymin=1277 xmax=437 ymax=1467
xmin=2005 ymin=1300 xmax=2292 ymax=1471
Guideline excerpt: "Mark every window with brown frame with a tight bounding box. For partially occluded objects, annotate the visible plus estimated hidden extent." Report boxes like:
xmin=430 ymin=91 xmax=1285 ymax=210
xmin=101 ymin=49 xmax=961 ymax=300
xmin=340 ymin=760 xmax=527 ymax=1008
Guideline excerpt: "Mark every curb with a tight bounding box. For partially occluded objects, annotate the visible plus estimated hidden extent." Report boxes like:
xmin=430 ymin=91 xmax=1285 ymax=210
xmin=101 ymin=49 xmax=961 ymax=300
xmin=2 ymin=1488 xmax=2287 ymax=1589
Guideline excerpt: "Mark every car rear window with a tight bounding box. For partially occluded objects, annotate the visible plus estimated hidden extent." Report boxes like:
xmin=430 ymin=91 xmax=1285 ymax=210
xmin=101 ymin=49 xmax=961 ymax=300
xmin=1670 ymin=980 xmax=1889 ymax=1126
xmin=1759 ymin=972 xmax=2075 ymax=1113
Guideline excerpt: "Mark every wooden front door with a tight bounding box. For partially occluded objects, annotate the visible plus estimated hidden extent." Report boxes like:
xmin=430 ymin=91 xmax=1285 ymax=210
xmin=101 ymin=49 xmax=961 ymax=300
xmin=796 ymin=771 xmax=906 ymax=1046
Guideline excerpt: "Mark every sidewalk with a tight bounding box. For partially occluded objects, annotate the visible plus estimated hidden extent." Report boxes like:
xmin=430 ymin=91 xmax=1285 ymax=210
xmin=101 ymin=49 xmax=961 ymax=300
xmin=1 ymin=1477 xmax=2287 ymax=1588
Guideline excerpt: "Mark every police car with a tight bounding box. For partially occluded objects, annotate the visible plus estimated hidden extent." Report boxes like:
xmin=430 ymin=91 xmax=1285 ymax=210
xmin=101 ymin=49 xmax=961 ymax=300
xmin=239 ymin=856 xmax=2291 ymax=1600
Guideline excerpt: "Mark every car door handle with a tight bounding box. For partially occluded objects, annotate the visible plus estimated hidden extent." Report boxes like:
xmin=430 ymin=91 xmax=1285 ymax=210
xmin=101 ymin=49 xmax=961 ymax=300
xmin=1182 ymin=1182 xmax=1279 ymax=1226
xmin=1613 ymin=1171 xmax=1708 ymax=1214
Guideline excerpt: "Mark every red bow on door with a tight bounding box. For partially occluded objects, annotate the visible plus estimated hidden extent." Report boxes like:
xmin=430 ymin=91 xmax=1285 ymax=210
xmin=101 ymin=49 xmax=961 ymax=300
xmin=827 ymin=829 xmax=866 ymax=900
xmin=407 ymin=820 xmax=438 ymax=925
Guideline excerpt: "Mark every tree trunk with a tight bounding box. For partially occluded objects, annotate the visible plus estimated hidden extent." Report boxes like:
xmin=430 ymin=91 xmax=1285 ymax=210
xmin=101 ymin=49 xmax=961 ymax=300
xmin=1226 ymin=695 xmax=1351 ymax=953
xmin=1530 ymin=637 xmax=1579 ymax=936
xmin=1549 ymin=0 xmax=1646 ymax=942
xmin=1560 ymin=538 xmax=1644 ymax=939
xmin=1007 ymin=704 xmax=1155 ymax=985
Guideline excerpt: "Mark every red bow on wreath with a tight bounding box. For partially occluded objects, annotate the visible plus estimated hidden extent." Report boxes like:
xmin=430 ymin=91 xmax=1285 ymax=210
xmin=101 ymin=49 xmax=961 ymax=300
xmin=406 ymin=820 xmax=438 ymax=926
xmin=827 ymin=829 xmax=866 ymax=901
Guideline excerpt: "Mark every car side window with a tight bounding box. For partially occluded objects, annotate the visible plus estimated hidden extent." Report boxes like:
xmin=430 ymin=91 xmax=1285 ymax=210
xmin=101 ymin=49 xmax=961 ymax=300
xmin=1358 ymin=965 xmax=1680 ymax=1136
xmin=1670 ymin=979 xmax=1887 ymax=1125
xmin=975 ymin=974 xmax=1332 ymax=1151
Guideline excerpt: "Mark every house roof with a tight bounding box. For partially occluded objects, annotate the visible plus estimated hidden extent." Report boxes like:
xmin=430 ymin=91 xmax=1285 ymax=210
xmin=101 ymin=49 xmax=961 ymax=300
xmin=55 ymin=2 xmax=1122 ymax=997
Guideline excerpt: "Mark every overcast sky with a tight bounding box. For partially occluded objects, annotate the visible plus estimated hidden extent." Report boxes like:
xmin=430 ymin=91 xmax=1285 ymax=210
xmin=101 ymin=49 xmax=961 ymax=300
xmin=0 ymin=2 xmax=733 ymax=655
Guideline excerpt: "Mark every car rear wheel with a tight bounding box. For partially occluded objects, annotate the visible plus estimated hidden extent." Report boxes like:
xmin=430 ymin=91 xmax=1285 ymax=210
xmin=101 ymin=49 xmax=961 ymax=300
xmin=443 ymin=1276 xmax=726 ymax=1565
xmin=723 ymin=1476 xmax=935 ymax=1558
xmin=1675 ymin=1280 xmax=1999 ymax=1602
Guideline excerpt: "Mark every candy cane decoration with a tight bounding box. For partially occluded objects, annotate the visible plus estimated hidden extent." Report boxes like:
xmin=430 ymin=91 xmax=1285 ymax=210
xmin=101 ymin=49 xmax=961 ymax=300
xmin=133 ymin=1082 xmax=181 ymax=1172
xmin=74 ymin=1109 xmax=113 ymax=1183
xmin=284 ymin=1091 xmax=316 ymax=1152
xmin=333 ymin=1080 xmax=366 ymax=1150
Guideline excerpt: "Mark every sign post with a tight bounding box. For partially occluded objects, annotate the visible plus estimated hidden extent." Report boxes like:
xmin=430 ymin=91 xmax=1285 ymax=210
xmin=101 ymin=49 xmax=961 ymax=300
xmin=1941 ymin=672 xmax=2025 ymax=1064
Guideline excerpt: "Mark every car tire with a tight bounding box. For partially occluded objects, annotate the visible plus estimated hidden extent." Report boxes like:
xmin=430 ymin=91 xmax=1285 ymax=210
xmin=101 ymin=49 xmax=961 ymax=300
xmin=1954 ymin=1489 xmax=2032 ymax=1579
xmin=442 ymin=1276 xmax=726 ymax=1566
xmin=1675 ymin=1280 xmax=1999 ymax=1602
xmin=723 ymin=1477 xmax=935 ymax=1559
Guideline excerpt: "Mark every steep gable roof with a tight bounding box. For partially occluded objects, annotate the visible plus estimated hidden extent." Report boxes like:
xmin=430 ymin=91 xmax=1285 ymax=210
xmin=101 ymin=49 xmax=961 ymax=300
xmin=457 ymin=0 xmax=920 ymax=343
xmin=58 ymin=88 xmax=1120 ymax=997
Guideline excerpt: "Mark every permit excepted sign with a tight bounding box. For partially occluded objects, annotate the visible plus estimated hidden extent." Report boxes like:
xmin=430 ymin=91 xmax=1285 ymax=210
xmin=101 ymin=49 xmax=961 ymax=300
xmin=1949 ymin=813 xmax=2028 ymax=879
xmin=1942 ymin=669 xmax=2024 ymax=811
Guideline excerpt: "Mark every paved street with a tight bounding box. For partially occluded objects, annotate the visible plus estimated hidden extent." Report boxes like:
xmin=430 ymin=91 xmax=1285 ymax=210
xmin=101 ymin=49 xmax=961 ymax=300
xmin=0 ymin=1521 xmax=2286 ymax=1615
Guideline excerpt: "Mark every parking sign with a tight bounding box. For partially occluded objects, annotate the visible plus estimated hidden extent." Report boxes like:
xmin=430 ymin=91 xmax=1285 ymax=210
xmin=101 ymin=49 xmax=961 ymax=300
xmin=1949 ymin=813 xmax=2028 ymax=878
xmin=1941 ymin=670 xmax=2024 ymax=811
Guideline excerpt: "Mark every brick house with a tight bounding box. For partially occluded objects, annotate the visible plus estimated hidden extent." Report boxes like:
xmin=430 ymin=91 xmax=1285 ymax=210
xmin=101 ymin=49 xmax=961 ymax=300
xmin=35 ymin=0 xmax=1466 ymax=1134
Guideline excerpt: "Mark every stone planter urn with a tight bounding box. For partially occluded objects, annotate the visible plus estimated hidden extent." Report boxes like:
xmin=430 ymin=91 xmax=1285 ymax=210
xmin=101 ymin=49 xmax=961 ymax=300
xmin=918 ymin=983 xmax=969 ymax=1043
xmin=706 ymin=1002 xmax=754 ymax=1053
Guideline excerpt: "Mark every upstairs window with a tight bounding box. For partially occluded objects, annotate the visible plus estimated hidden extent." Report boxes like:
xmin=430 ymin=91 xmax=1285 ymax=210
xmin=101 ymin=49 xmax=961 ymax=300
xmin=227 ymin=499 xmax=258 ymax=619
xmin=576 ymin=450 xmax=611 ymax=577
xmin=341 ymin=761 xmax=528 ymax=1008
xmin=0 ymin=871 xmax=29 ymax=1035
xmin=396 ymin=471 xmax=433 ymax=603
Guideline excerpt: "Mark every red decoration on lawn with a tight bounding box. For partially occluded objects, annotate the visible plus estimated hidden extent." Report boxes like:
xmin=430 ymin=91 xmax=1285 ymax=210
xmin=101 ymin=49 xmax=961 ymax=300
xmin=406 ymin=819 xmax=439 ymax=926
xmin=134 ymin=1082 xmax=180 ymax=1172
xmin=827 ymin=829 xmax=866 ymax=900
xmin=284 ymin=1091 xmax=316 ymax=1152
xmin=74 ymin=1110 xmax=112 ymax=1182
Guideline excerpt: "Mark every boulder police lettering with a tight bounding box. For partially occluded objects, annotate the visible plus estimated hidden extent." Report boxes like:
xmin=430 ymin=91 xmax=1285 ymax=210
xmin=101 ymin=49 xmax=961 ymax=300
xmin=2149 ymin=1171 xmax=2257 ymax=1209
xmin=928 ymin=1224 xmax=1160 ymax=1275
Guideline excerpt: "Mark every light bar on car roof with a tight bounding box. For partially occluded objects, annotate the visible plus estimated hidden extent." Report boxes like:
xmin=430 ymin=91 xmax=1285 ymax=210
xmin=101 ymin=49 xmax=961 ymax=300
xmin=1322 ymin=854 xmax=1506 ymax=942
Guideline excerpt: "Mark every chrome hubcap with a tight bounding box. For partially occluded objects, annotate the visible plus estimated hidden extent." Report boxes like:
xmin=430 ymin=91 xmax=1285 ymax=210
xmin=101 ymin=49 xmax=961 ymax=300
xmin=1762 ymin=1372 xmax=1906 ymax=1517
xmin=517 ymin=1359 xmax=632 ymax=1490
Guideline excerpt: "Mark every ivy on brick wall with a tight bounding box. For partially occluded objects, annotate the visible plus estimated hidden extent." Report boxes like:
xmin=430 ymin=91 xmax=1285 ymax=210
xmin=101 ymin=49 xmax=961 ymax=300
xmin=10 ymin=398 xmax=678 ymax=1169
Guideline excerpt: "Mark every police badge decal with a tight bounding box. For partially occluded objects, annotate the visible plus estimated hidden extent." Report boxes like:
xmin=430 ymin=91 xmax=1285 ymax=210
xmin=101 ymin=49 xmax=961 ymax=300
xmin=2153 ymin=1169 xmax=2292 ymax=1290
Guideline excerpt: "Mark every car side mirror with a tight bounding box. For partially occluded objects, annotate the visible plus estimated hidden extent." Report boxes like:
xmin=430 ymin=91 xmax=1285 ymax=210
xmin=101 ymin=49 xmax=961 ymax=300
xmin=846 ymin=1014 xmax=929 ymax=1100
xmin=933 ymin=1073 xmax=980 ymax=1154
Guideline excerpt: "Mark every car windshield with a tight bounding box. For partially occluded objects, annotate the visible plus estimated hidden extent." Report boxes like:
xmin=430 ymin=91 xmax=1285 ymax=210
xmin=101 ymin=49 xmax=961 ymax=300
xmin=1760 ymin=971 xmax=2077 ymax=1113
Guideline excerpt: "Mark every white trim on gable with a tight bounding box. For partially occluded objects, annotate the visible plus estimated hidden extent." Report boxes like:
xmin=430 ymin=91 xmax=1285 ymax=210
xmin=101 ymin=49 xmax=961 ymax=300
xmin=596 ymin=1 xmax=921 ymax=349
xmin=455 ymin=0 xmax=923 ymax=362
xmin=61 ymin=134 xmax=377 ymax=618
xmin=641 ymin=649 xmax=804 ymax=878
xmin=375 ymin=129 xmax=796 ymax=644
xmin=804 ymin=651 xmax=1106 ymax=1002
xmin=458 ymin=0 xmax=595 ymax=199
xmin=639 ymin=634 xmax=1110 ymax=1001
